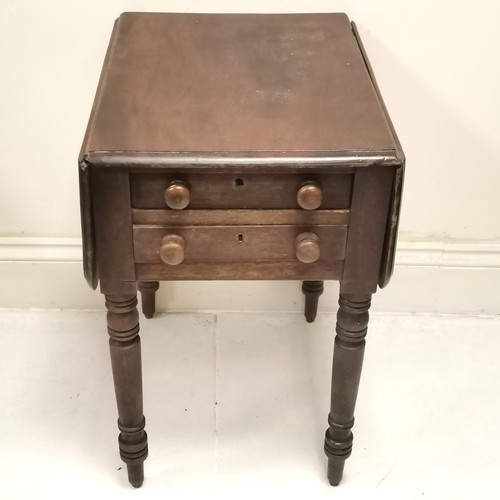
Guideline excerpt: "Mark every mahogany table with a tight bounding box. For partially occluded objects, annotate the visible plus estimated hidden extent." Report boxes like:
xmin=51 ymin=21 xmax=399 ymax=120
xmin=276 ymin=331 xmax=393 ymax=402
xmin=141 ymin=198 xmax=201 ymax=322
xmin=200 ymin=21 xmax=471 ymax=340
xmin=79 ymin=12 xmax=404 ymax=488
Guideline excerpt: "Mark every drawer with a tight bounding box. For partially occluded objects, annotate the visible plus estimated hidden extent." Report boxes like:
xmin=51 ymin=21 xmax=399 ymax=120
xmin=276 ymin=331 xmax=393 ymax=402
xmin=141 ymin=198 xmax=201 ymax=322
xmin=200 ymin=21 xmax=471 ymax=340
xmin=130 ymin=172 xmax=352 ymax=210
xmin=133 ymin=225 xmax=347 ymax=264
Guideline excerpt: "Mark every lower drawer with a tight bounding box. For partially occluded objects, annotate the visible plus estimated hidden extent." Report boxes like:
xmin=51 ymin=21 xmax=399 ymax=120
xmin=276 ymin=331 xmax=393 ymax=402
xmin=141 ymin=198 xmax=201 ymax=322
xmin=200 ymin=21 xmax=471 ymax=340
xmin=133 ymin=224 xmax=347 ymax=264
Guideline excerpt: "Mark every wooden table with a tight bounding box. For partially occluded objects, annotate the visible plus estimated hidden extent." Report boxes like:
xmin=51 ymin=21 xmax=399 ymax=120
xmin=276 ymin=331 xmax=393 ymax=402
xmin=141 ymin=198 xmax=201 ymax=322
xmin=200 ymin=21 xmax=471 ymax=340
xmin=79 ymin=12 xmax=404 ymax=488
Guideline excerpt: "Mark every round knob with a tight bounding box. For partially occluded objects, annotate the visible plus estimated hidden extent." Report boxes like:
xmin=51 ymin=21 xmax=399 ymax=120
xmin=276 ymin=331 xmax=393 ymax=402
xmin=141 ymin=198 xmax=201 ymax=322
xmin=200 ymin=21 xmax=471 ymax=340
xmin=297 ymin=182 xmax=322 ymax=210
xmin=164 ymin=181 xmax=190 ymax=210
xmin=295 ymin=232 xmax=320 ymax=263
xmin=159 ymin=234 xmax=185 ymax=265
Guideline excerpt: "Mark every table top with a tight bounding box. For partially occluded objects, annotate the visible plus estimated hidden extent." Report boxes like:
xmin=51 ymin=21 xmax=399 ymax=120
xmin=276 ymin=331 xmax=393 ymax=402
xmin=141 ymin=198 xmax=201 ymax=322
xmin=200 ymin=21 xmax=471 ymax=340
xmin=79 ymin=13 xmax=405 ymax=291
xmin=81 ymin=12 xmax=399 ymax=166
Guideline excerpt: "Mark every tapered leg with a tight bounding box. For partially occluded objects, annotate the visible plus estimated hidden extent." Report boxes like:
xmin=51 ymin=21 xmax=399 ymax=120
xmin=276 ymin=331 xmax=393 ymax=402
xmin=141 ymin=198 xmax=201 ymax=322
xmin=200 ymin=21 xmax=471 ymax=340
xmin=324 ymin=293 xmax=371 ymax=486
xmin=105 ymin=294 xmax=148 ymax=488
xmin=302 ymin=280 xmax=324 ymax=323
xmin=138 ymin=281 xmax=159 ymax=319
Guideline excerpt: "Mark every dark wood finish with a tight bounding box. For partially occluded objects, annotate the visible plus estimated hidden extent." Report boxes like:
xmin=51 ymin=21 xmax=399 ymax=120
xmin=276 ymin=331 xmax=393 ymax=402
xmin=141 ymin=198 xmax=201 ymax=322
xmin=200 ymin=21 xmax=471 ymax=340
xmin=131 ymin=172 xmax=352 ymax=210
xmin=379 ymin=164 xmax=404 ymax=288
xmin=134 ymin=225 xmax=346 ymax=265
xmin=340 ymin=166 xmax=394 ymax=295
xmin=136 ymin=260 xmax=344 ymax=281
xmin=89 ymin=150 xmax=400 ymax=169
xmin=302 ymin=280 xmax=324 ymax=323
xmin=78 ymin=12 xmax=404 ymax=489
xmin=78 ymin=163 xmax=98 ymax=289
xmin=132 ymin=208 xmax=350 ymax=227
xmin=89 ymin=167 xmax=135 ymax=291
xmin=138 ymin=281 xmax=159 ymax=318
xmin=105 ymin=294 xmax=148 ymax=487
xmin=351 ymin=22 xmax=406 ymax=289
xmin=83 ymin=13 xmax=398 ymax=156
xmin=324 ymin=293 xmax=371 ymax=486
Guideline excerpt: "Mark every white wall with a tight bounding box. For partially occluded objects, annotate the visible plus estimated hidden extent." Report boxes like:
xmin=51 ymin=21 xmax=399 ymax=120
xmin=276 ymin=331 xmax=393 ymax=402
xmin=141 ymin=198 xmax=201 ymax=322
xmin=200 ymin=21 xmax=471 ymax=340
xmin=1 ymin=1 xmax=499 ymax=312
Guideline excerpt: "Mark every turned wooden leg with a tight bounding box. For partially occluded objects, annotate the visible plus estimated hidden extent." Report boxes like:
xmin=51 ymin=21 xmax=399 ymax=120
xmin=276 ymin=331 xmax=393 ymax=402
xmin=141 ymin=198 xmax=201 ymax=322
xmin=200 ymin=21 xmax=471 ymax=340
xmin=138 ymin=281 xmax=160 ymax=319
xmin=138 ymin=281 xmax=159 ymax=319
xmin=302 ymin=280 xmax=324 ymax=323
xmin=105 ymin=294 xmax=148 ymax=488
xmin=324 ymin=293 xmax=371 ymax=486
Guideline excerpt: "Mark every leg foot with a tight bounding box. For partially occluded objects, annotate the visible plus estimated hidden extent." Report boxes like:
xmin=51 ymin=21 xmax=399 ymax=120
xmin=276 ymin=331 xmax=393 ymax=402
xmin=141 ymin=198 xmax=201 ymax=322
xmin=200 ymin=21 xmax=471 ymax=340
xmin=327 ymin=458 xmax=345 ymax=486
xmin=324 ymin=293 xmax=371 ymax=485
xmin=127 ymin=463 xmax=145 ymax=488
xmin=302 ymin=280 xmax=324 ymax=323
xmin=138 ymin=281 xmax=159 ymax=319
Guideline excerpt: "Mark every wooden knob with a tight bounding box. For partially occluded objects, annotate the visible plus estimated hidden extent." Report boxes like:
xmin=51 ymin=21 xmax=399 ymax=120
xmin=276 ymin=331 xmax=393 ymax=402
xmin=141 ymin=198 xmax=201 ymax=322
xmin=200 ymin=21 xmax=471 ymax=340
xmin=164 ymin=181 xmax=190 ymax=210
xmin=159 ymin=234 xmax=185 ymax=265
xmin=297 ymin=182 xmax=322 ymax=210
xmin=295 ymin=232 xmax=320 ymax=263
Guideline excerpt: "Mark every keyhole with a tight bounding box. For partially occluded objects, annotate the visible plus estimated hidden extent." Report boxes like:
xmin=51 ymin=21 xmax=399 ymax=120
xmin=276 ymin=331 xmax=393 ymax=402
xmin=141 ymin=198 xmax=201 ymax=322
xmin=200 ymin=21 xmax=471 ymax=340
xmin=234 ymin=178 xmax=245 ymax=188
xmin=237 ymin=233 xmax=244 ymax=243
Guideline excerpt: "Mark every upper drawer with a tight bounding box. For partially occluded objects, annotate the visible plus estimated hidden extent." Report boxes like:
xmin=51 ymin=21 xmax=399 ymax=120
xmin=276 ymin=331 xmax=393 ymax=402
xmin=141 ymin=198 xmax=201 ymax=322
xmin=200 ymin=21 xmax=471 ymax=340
xmin=130 ymin=172 xmax=352 ymax=210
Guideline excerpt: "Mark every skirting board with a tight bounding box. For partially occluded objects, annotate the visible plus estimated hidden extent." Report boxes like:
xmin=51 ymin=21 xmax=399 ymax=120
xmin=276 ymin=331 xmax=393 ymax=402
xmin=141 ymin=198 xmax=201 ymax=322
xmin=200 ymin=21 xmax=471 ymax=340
xmin=0 ymin=237 xmax=499 ymax=314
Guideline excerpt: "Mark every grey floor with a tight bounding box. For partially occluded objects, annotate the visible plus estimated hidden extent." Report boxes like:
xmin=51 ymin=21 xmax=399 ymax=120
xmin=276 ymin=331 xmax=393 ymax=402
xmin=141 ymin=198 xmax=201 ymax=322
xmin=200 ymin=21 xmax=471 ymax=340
xmin=1 ymin=309 xmax=499 ymax=499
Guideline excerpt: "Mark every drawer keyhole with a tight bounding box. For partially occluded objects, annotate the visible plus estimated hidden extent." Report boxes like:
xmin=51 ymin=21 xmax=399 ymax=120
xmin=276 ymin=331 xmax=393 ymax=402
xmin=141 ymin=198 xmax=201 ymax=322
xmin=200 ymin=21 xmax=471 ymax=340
xmin=237 ymin=233 xmax=244 ymax=243
xmin=234 ymin=178 xmax=245 ymax=188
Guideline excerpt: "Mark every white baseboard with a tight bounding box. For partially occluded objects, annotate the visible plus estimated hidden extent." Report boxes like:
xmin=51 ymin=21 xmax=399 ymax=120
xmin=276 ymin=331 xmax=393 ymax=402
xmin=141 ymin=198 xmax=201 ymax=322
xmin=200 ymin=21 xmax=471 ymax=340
xmin=1 ymin=237 xmax=499 ymax=314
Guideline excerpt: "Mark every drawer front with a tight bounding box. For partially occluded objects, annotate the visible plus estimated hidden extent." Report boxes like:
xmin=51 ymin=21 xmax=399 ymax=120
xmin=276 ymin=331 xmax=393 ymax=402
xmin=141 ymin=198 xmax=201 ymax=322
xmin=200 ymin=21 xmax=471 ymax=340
xmin=133 ymin=225 xmax=347 ymax=264
xmin=130 ymin=173 xmax=352 ymax=209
